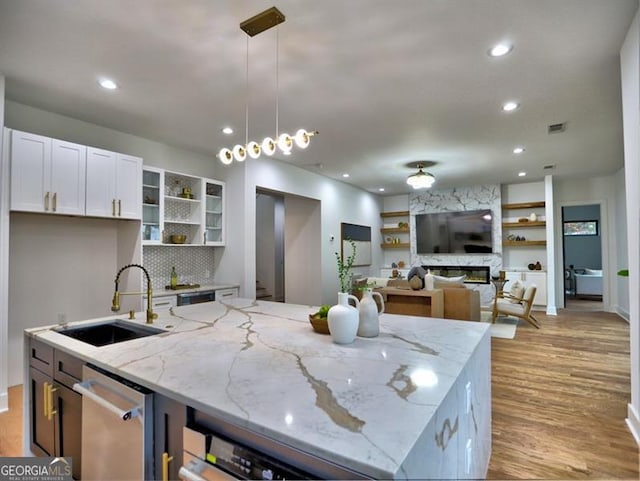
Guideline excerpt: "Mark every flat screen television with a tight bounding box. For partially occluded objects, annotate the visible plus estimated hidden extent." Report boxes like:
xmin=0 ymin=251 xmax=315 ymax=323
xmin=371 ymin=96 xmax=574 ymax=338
xmin=415 ymin=209 xmax=493 ymax=254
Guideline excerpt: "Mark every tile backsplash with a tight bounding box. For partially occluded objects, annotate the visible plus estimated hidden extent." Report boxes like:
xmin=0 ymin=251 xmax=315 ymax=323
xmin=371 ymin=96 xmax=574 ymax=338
xmin=143 ymin=246 xmax=215 ymax=288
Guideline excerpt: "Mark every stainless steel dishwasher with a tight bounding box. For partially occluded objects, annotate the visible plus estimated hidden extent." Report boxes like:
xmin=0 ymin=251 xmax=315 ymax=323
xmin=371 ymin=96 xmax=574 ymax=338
xmin=73 ymin=364 xmax=154 ymax=480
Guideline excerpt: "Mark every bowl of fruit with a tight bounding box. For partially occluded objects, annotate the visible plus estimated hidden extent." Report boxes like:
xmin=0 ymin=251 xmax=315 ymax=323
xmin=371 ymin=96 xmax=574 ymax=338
xmin=309 ymin=305 xmax=331 ymax=334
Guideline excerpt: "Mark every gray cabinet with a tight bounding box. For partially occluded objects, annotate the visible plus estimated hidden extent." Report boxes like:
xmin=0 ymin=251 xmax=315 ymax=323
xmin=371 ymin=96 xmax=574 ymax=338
xmin=29 ymin=338 xmax=83 ymax=480
xmin=154 ymin=394 xmax=187 ymax=481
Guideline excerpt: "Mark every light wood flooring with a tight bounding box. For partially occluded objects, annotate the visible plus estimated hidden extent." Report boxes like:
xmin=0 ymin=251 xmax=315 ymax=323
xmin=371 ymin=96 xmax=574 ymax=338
xmin=1 ymin=309 xmax=638 ymax=479
xmin=488 ymin=309 xmax=639 ymax=479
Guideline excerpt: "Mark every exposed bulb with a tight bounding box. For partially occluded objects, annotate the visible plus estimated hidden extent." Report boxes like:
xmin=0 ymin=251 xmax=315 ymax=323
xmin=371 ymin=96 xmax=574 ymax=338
xmin=247 ymin=141 xmax=261 ymax=159
xmin=218 ymin=148 xmax=233 ymax=165
xmin=233 ymin=144 xmax=246 ymax=162
xmin=262 ymin=137 xmax=276 ymax=156
xmin=277 ymin=133 xmax=293 ymax=153
xmin=294 ymin=129 xmax=312 ymax=149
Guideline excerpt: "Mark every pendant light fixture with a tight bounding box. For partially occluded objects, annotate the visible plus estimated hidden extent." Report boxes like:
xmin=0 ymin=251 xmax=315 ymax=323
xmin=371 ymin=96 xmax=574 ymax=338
xmin=218 ymin=7 xmax=316 ymax=164
xmin=406 ymin=164 xmax=436 ymax=189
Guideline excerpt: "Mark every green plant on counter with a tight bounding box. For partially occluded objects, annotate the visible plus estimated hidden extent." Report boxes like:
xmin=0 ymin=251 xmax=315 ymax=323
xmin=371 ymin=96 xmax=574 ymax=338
xmin=335 ymin=238 xmax=356 ymax=293
xmin=618 ymin=269 xmax=629 ymax=277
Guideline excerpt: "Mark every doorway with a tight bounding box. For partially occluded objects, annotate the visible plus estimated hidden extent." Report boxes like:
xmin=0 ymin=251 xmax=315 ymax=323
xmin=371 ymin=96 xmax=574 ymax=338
xmin=255 ymin=189 xmax=322 ymax=306
xmin=256 ymin=191 xmax=285 ymax=302
xmin=562 ymin=204 xmax=604 ymax=311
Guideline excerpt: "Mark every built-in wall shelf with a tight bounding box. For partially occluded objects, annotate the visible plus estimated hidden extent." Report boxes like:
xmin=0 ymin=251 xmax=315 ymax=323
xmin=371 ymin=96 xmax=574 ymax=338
xmin=381 ymin=227 xmax=410 ymax=234
xmin=381 ymin=242 xmax=410 ymax=249
xmin=502 ymin=201 xmax=545 ymax=210
xmin=380 ymin=210 xmax=409 ymax=218
xmin=502 ymin=240 xmax=547 ymax=247
xmin=502 ymin=221 xmax=546 ymax=228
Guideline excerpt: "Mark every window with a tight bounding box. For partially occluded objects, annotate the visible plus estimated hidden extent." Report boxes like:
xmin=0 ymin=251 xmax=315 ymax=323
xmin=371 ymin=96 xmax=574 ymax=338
xmin=563 ymin=220 xmax=598 ymax=236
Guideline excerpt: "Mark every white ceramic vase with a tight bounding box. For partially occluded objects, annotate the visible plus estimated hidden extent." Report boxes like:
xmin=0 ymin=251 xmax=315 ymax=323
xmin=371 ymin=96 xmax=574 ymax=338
xmin=327 ymin=292 xmax=360 ymax=344
xmin=358 ymin=288 xmax=384 ymax=337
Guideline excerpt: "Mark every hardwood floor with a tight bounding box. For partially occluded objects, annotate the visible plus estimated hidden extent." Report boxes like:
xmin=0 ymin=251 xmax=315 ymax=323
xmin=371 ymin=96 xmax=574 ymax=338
xmin=488 ymin=309 xmax=639 ymax=479
xmin=1 ymin=310 xmax=638 ymax=479
xmin=0 ymin=384 xmax=22 ymax=457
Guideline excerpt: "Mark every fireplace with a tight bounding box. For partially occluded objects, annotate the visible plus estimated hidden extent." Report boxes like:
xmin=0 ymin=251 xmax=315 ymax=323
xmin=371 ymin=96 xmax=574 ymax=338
xmin=420 ymin=265 xmax=490 ymax=284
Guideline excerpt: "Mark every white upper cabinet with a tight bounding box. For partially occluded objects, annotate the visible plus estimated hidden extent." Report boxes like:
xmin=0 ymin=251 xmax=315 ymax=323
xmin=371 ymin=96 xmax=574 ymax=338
xmin=86 ymin=147 xmax=142 ymax=220
xmin=10 ymin=130 xmax=86 ymax=215
xmin=204 ymin=178 xmax=225 ymax=246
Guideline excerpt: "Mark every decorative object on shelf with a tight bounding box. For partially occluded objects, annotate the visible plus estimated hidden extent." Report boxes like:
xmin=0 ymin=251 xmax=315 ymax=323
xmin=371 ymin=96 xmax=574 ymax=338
xmin=217 ymin=7 xmax=316 ymax=164
xmin=397 ymin=261 xmax=405 ymax=268
xmin=398 ymin=221 xmax=409 ymax=228
xmin=391 ymin=268 xmax=399 ymax=278
xmin=391 ymin=262 xmax=398 ymax=268
xmin=517 ymin=217 xmax=529 ymax=223
xmin=528 ymin=263 xmax=535 ymax=270
xmin=529 ymin=212 xmax=538 ymax=222
xmin=534 ymin=261 xmax=542 ymax=270
xmin=358 ymin=288 xmax=384 ymax=338
xmin=170 ymin=234 xmax=187 ymax=244
xmin=406 ymin=163 xmax=435 ymax=189
xmin=327 ymin=292 xmax=360 ymax=344
xmin=507 ymin=234 xmax=517 ymax=241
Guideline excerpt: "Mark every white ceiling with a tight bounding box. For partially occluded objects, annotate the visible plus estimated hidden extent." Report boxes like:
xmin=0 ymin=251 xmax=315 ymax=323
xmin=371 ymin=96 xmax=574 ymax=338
xmin=0 ymin=0 xmax=637 ymax=194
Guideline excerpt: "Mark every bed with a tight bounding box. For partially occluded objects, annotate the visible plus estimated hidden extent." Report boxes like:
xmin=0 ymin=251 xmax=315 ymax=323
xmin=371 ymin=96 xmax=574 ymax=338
xmin=574 ymin=268 xmax=603 ymax=296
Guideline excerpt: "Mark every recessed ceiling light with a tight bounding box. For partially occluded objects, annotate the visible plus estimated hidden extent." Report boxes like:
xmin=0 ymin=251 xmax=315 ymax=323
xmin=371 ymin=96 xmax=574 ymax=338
xmin=518 ymin=172 xmax=527 ymax=177
xmin=378 ymin=188 xmax=385 ymax=192
xmin=222 ymin=127 xmax=233 ymax=135
xmin=342 ymin=173 xmax=350 ymax=178
xmin=488 ymin=43 xmax=513 ymax=57
xmin=98 ymin=78 xmax=118 ymax=90
xmin=502 ymin=101 xmax=519 ymax=112
xmin=513 ymin=147 xmax=525 ymax=154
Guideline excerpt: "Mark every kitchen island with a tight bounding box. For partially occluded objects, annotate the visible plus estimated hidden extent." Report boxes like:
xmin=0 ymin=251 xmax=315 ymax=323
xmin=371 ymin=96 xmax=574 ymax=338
xmin=24 ymin=298 xmax=491 ymax=480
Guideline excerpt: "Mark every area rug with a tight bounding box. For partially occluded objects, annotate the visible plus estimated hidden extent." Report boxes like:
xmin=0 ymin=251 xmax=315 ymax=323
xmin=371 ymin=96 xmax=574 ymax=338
xmin=480 ymin=311 xmax=519 ymax=339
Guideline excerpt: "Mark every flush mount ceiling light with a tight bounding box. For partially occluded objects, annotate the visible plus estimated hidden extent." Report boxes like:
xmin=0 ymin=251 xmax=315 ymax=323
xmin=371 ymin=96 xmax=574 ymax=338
xmin=488 ymin=43 xmax=513 ymax=57
xmin=406 ymin=164 xmax=435 ymax=189
xmin=218 ymin=7 xmax=316 ymax=165
xmin=518 ymin=171 xmax=527 ymax=177
xmin=513 ymin=146 xmax=525 ymax=154
xmin=222 ymin=127 xmax=234 ymax=135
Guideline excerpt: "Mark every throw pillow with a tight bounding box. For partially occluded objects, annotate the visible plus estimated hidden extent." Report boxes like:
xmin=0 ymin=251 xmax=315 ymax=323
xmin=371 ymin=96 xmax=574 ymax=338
xmin=508 ymin=281 xmax=525 ymax=304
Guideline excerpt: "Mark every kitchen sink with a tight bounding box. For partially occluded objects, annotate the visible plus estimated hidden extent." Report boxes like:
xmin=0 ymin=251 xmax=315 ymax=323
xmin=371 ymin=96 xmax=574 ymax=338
xmin=54 ymin=320 xmax=165 ymax=347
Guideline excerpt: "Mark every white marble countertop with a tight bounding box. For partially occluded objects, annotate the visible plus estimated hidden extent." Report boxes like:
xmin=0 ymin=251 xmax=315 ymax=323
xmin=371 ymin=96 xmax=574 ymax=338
xmin=150 ymin=283 xmax=239 ymax=297
xmin=26 ymin=298 xmax=490 ymax=479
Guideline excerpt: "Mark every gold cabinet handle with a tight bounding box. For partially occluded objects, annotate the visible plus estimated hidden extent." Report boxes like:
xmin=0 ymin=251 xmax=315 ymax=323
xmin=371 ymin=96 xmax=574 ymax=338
xmin=118 ymin=199 xmax=122 ymax=216
xmin=112 ymin=199 xmax=116 ymax=216
xmin=43 ymin=381 xmax=49 ymax=417
xmin=162 ymin=452 xmax=174 ymax=481
xmin=52 ymin=192 xmax=57 ymax=212
xmin=46 ymin=383 xmax=58 ymax=421
xmin=44 ymin=192 xmax=50 ymax=211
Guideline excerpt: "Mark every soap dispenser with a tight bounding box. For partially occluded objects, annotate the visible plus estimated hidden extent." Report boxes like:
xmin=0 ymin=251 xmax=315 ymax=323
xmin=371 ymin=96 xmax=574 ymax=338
xmin=170 ymin=267 xmax=178 ymax=288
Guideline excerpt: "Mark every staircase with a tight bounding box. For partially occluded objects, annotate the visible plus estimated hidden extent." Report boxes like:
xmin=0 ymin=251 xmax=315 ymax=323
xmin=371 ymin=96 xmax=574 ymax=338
xmin=256 ymin=280 xmax=272 ymax=301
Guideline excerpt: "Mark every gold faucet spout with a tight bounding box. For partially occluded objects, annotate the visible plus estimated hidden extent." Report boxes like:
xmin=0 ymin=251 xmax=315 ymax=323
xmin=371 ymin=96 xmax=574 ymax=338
xmin=111 ymin=264 xmax=158 ymax=324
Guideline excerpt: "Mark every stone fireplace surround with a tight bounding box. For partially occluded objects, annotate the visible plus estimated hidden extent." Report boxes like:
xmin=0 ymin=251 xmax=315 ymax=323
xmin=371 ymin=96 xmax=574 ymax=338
xmin=409 ymin=184 xmax=502 ymax=306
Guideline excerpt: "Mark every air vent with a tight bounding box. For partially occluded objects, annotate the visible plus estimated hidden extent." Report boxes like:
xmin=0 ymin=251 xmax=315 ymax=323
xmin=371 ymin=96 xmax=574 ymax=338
xmin=543 ymin=164 xmax=555 ymax=170
xmin=548 ymin=122 xmax=566 ymax=134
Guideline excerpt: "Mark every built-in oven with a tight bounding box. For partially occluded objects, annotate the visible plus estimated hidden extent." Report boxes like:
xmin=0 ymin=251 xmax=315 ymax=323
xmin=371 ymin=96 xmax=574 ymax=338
xmin=177 ymin=290 xmax=215 ymax=306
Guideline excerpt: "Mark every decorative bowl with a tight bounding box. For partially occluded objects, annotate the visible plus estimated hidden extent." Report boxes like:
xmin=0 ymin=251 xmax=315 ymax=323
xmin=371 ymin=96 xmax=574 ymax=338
xmin=170 ymin=234 xmax=187 ymax=244
xmin=309 ymin=314 xmax=330 ymax=334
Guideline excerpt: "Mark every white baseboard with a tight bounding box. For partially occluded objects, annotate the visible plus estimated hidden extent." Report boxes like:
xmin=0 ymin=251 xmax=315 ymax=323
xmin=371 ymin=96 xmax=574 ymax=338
xmin=627 ymin=403 xmax=640 ymax=447
xmin=616 ymin=306 xmax=630 ymax=322
xmin=0 ymin=390 xmax=7 ymax=413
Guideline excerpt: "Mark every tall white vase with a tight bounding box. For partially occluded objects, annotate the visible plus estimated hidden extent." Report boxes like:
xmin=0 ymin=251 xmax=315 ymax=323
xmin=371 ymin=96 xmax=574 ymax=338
xmin=358 ymin=288 xmax=384 ymax=337
xmin=327 ymin=292 xmax=360 ymax=344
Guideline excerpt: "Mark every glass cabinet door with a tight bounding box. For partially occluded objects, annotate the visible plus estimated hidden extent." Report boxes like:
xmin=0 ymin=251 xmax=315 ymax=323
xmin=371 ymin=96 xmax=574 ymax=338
xmin=204 ymin=180 xmax=224 ymax=245
xmin=142 ymin=168 xmax=163 ymax=243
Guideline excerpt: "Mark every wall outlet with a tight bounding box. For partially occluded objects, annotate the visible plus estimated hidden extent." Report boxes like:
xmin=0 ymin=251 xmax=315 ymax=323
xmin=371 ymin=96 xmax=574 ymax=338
xmin=57 ymin=313 xmax=67 ymax=324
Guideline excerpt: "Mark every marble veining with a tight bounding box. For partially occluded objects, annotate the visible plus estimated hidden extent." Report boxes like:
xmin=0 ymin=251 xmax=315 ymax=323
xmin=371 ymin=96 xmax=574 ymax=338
xmin=435 ymin=417 xmax=459 ymax=451
xmin=27 ymin=299 xmax=491 ymax=479
xmin=409 ymin=184 xmax=502 ymax=306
